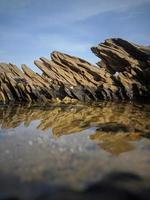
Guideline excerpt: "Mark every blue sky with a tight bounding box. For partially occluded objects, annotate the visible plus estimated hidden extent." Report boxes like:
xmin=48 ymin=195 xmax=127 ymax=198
xmin=0 ymin=0 xmax=150 ymax=72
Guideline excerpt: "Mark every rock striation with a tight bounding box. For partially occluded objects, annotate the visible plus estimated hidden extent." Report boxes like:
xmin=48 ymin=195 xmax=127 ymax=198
xmin=0 ymin=38 xmax=150 ymax=103
xmin=91 ymin=38 xmax=150 ymax=100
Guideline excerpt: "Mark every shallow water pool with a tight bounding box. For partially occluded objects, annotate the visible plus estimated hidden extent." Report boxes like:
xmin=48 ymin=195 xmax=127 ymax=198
xmin=0 ymin=102 xmax=150 ymax=199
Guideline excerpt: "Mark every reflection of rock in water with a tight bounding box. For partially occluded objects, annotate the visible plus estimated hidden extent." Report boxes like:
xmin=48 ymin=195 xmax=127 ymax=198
xmin=90 ymin=122 xmax=143 ymax=155
xmin=90 ymin=131 xmax=142 ymax=155
xmin=96 ymin=122 xmax=130 ymax=132
xmin=0 ymin=103 xmax=150 ymax=199
xmin=0 ymin=102 xmax=149 ymax=136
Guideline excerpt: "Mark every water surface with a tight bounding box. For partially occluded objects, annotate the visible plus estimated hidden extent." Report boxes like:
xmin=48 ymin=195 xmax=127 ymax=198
xmin=0 ymin=102 xmax=150 ymax=192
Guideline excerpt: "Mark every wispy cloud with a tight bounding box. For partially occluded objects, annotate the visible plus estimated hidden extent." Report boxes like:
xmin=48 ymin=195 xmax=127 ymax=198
xmin=0 ymin=0 xmax=149 ymax=23
xmin=58 ymin=0 xmax=150 ymax=22
xmin=0 ymin=0 xmax=150 ymax=70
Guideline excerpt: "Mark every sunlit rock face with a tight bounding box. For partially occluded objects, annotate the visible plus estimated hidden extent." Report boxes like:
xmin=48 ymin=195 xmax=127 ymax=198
xmin=0 ymin=38 xmax=150 ymax=103
xmin=91 ymin=38 xmax=150 ymax=100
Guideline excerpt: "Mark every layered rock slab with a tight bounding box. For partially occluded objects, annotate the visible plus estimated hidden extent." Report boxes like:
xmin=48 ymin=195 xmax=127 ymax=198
xmin=91 ymin=38 xmax=150 ymax=100
xmin=0 ymin=38 xmax=150 ymax=103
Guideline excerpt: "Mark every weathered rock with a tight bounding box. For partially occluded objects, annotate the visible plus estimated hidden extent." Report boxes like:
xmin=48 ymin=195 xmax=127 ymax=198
xmin=91 ymin=38 xmax=150 ymax=100
xmin=0 ymin=38 xmax=150 ymax=103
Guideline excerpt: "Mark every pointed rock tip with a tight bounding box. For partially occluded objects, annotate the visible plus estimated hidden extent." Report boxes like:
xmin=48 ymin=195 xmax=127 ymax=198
xmin=50 ymin=51 xmax=67 ymax=59
xmin=51 ymin=50 xmax=62 ymax=55
xmin=96 ymin=38 xmax=127 ymax=46
xmin=9 ymin=62 xmax=16 ymax=66
xmin=40 ymin=57 xmax=50 ymax=62
xmin=105 ymin=38 xmax=124 ymax=42
xmin=51 ymin=51 xmax=74 ymax=58
xmin=34 ymin=60 xmax=44 ymax=68
xmin=34 ymin=60 xmax=40 ymax=65
xmin=21 ymin=64 xmax=31 ymax=70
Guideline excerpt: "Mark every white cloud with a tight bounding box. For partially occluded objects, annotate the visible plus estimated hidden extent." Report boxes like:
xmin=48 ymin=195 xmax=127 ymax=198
xmin=37 ymin=0 xmax=150 ymax=23
xmin=0 ymin=0 xmax=149 ymax=23
xmin=0 ymin=0 xmax=149 ymax=71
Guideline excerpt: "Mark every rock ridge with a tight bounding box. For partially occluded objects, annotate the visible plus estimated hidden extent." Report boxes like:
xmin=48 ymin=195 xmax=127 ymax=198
xmin=0 ymin=38 xmax=150 ymax=103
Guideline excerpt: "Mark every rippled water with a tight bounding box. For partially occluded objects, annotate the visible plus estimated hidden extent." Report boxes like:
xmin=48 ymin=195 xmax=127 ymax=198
xmin=0 ymin=102 xmax=150 ymax=193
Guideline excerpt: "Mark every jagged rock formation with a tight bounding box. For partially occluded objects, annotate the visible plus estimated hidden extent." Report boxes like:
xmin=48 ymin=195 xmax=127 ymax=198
xmin=0 ymin=38 xmax=150 ymax=103
xmin=91 ymin=38 xmax=150 ymax=100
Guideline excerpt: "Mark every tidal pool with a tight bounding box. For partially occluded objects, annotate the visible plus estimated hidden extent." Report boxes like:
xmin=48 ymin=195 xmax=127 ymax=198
xmin=0 ymin=102 xmax=150 ymax=199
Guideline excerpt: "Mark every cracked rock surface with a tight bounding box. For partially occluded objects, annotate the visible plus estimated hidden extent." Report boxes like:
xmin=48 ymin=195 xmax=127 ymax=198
xmin=0 ymin=38 xmax=150 ymax=103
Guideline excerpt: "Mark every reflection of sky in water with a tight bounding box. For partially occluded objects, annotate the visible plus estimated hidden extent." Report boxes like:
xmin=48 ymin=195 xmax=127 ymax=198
xmin=0 ymin=103 xmax=150 ymax=189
